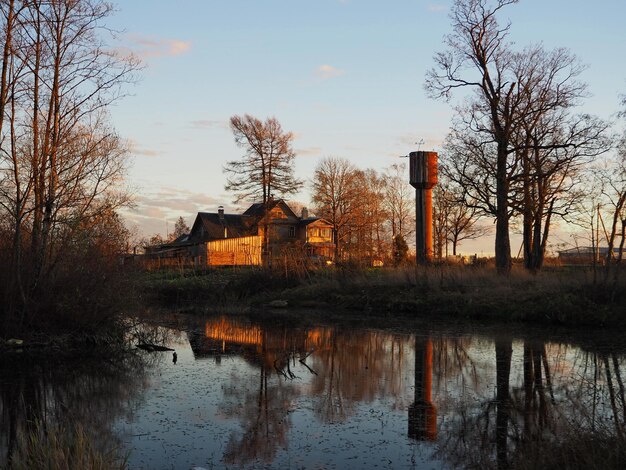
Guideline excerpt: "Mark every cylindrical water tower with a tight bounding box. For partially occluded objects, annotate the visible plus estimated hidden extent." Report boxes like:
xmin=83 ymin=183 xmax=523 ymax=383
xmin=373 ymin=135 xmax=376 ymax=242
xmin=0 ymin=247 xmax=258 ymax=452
xmin=409 ymin=151 xmax=438 ymax=264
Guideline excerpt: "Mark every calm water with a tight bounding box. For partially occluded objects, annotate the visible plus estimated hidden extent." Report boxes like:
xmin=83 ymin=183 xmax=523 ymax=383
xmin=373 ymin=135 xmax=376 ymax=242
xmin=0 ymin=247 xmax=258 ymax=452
xmin=2 ymin=313 xmax=626 ymax=469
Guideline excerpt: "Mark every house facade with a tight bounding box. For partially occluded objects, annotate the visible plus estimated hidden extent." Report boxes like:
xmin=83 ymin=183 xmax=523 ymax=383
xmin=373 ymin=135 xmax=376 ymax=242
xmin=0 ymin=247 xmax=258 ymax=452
xmin=146 ymin=199 xmax=334 ymax=267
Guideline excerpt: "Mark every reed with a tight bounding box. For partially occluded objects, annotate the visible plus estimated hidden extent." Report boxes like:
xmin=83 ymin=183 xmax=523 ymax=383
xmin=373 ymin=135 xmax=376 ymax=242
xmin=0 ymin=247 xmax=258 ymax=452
xmin=11 ymin=421 xmax=127 ymax=470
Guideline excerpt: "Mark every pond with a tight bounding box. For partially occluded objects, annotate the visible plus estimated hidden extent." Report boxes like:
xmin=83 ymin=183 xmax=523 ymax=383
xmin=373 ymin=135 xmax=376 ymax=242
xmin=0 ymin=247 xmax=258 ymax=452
xmin=2 ymin=313 xmax=626 ymax=469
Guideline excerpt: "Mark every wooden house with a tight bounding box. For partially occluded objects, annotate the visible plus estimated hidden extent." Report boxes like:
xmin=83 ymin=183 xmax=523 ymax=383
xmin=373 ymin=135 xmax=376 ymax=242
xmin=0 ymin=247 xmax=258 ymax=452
xmin=147 ymin=199 xmax=334 ymax=268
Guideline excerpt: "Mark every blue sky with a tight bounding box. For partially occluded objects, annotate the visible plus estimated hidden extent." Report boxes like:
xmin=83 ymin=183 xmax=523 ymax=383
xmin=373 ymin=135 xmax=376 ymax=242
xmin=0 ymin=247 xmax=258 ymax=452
xmin=109 ymin=0 xmax=626 ymax=252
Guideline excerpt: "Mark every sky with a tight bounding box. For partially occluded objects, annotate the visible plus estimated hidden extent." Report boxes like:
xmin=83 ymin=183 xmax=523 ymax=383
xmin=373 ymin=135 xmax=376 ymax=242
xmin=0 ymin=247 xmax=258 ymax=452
xmin=107 ymin=0 xmax=626 ymax=254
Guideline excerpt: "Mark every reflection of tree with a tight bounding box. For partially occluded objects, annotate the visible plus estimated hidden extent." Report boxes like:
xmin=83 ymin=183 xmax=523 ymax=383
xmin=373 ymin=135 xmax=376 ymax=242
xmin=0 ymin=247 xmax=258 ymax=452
xmin=216 ymin=321 xmax=414 ymax=464
xmin=569 ymin=350 xmax=626 ymax=439
xmin=0 ymin=351 xmax=147 ymax=466
xmin=222 ymin=361 xmax=297 ymax=465
xmin=432 ymin=335 xmax=478 ymax=398
xmin=516 ymin=341 xmax=556 ymax=442
xmin=436 ymin=336 xmax=626 ymax=469
xmin=436 ymin=338 xmax=516 ymax=469
xmin=494 ymin=339 xmax=512 ymax=470
xmin=309 ymin=330 xmax=410 ymax=423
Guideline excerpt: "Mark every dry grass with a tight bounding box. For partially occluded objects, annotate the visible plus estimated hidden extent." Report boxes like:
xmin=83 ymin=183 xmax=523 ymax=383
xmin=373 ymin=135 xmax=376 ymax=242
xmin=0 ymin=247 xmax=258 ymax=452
xmin=139 ymin=264 xmax=626 ymax=326
xmin=10 ymin=421 xmax=127 ymax=470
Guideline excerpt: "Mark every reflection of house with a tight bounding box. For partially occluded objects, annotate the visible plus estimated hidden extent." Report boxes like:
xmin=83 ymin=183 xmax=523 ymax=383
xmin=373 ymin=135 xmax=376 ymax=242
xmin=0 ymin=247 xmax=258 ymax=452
xmin=558 ymin=246 xmax=625 ymax=265
xmin=145 ymin=199 xmax=334 ymax=267
xmin=188 ymin=317 xmax=332 ymax=368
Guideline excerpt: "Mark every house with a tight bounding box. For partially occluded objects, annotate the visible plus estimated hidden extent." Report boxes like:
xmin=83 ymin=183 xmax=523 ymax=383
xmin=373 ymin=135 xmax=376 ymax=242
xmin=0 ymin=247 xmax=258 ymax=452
xmin=557 ymin=246 xmax=625 ymax=265
xmin=146 ymin=199 xmax=334 ymax=268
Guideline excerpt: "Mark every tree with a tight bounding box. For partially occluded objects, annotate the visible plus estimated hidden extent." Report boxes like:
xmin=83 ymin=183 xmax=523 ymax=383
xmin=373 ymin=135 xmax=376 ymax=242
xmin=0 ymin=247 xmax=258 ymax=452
xmin=432 ymin=177 xmax=489 ymax=258
xmin=311 ymin=157 xmax=362 ymax=261
xmin=509 ymin=46 xmax=609 ymax=272
xmin=171 ymin=216 xmax=190 ymax=240
xmin=349 ymin=169 xmax=388 ymax=264
xmin=426 ymin=0 xmax=521 ymax=274
xmin=432 ymin=185 xmax=451 ymax=259
xmin=383 ymin=163 xmax=414 ymax=242
xmin=224 ymin=114 xmax=303 ymax=205
xmin=392 ymin=234 xmax=409 ymax=266
xmin=0 ymin=0 xmax=139 ymax=326
xmin=427 ymin=0 xmax=605 ymax=273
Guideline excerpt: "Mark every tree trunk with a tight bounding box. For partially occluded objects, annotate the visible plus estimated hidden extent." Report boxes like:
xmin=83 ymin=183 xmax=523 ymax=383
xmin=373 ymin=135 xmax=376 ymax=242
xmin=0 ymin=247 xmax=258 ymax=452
xmin=495 ymin=144 xmax=512 ymax=274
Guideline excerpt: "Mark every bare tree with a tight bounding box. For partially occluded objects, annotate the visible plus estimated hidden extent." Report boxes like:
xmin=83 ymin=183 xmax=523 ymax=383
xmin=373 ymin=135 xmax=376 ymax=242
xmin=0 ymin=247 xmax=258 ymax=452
xmin=0 ymin=0 xmax=139 ymax=324
xmin=509 ymin=46 xmax=609 ymax=272
xmin=426 ymin=0 xmax=522 ymax=274
xmin=383 ymin=163 xmax=414 ymax=242
xmin=432 ymin=177 xmax=489 ymax=258
xmin=350 ymin=169 xmax=388 ymax=265
xmin=432 ymin=184 xmax=451 ymax=259
xmin=225 ymin=114 xmax=303 ymax=205
xmin=593 ymin=129 xmax=626 ymax=293
xmin=311 ymin=157 xmax=361 ymax=261
xmin=428 ymin=1 xmax=607 ymax=273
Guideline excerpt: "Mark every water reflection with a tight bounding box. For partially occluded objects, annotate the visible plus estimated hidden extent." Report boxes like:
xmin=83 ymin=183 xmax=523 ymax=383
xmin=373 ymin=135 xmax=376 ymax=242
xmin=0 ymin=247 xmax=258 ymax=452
xmin=0 ymin=349 xmax=148 ymax=467
xmin=3 ymin=316 xmax=626 ymax=469
xmin=408 ymin=336 xmax=437 ymax=441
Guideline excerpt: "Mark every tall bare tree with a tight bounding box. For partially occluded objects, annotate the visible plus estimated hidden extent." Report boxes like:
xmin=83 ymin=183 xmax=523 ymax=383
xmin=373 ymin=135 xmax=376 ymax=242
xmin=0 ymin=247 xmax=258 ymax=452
xmin=225 ymin=114 xmax=303 ymax=205
xmin=0 ymin=0 xmax=139 ymax=325
xmin=509 ymin=46 xmax=609 ymax=271
xmin=311 ymin=157 xmax=361 ymax=261
xmin=428 ymin=0 xmax=608 ymax=273
xmin=383 ymin=163 xmax=414 ymax=242
xmin=426 ymin=0 xmax=522 ymax=274
xmin=432 ymin=177 xmax=488 ymax=258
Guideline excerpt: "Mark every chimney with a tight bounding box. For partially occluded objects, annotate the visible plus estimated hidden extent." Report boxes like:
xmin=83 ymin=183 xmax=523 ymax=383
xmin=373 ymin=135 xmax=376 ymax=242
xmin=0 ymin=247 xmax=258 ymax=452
xmin=218 ymin=206 xmax=224 ymax=220
xmin=301 ymin=207 xmax=309 ymax=219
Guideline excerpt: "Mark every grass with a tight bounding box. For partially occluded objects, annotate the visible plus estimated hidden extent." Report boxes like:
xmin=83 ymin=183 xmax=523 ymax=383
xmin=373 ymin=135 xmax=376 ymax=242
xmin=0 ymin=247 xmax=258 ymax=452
xmin=510 ymin=431 xmax=626 ymax=470
xmin=138 ymin=264 xmax=626 ymax=327
xmin=10 ymin=421 xmax=128 ymax=470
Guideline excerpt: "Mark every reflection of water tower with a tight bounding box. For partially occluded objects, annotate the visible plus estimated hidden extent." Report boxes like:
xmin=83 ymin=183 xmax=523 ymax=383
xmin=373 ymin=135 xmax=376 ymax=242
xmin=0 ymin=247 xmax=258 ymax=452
xmin=409 ymin=151 xmax=438 ymax=264
xmin=408 ymin=336 xmax=437 ymax=441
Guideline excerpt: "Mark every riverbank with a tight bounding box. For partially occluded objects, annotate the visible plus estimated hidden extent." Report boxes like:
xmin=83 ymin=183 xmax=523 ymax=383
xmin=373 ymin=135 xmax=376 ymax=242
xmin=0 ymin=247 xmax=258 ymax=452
xmin=138 ymin=265 xmax=626 ymax=328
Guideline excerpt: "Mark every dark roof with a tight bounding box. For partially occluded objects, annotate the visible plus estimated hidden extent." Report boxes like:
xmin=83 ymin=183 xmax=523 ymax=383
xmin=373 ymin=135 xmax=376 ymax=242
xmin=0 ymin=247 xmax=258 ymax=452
xmin=558 ymin=246 xmax=624 ymax=256
xmin=242 ymin=201 xmax=271 ymax=217
xmin=242 ymin=199 xmax=298 ymax=219
xmin=171 ymin=233 xmax=190 ymax=244
xmin=190 ymin=200 xmax=327 ymax=242
xmin=190 ymin=212 xmax=256 ymax=241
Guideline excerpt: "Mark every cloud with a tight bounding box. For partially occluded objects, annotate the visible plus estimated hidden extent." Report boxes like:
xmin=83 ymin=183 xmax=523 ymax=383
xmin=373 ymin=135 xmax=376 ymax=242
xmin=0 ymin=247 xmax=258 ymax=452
xmin=122 ymin=187 xmax=227 ymax=236
xmin=128 ymin=139 xmax=164 ymax=157
xmin=315 ymin=64 xmax=345 ymax=80
xmin=132 ymin=147 xmax=164 ymax=157
xmin=428 ymin=4 xmax=446 ymax=12
xmin=124 ymin=34 xmax=192 ymax=60
xmin=295 ymin=146 xmax=322 ymax=157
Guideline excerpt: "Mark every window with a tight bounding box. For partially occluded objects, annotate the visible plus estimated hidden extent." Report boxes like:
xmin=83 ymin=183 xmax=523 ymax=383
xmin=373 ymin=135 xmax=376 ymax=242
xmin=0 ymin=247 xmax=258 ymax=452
xmin=288 ymin=226 xmax=296 ymax=238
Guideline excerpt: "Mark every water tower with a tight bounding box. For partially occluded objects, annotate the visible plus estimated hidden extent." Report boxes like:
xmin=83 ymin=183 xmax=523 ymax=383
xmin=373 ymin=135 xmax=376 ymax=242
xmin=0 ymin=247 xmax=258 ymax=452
xmin=409 ymin=151 xmax=438 ymax=264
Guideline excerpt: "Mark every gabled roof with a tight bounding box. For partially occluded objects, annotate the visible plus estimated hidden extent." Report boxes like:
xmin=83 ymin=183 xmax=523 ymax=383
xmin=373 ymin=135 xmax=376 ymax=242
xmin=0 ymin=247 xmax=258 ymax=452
xmin=189 ymin=199 xmax=328 ymax=242
xmin=190 ymin=212 xmax=256 ymax=241
xmin=242 ymin=199 xmax=298 ymax=219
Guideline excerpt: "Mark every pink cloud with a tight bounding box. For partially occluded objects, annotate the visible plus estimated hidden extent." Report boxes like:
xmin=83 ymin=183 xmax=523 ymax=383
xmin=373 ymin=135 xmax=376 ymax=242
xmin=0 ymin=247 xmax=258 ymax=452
xmin=315 ymin=64 xmax=345 ymax=80
xmin=124 ymin=34 xmax=191 ymax=59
